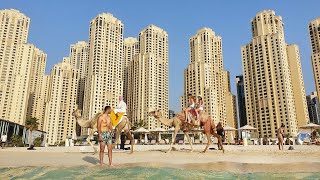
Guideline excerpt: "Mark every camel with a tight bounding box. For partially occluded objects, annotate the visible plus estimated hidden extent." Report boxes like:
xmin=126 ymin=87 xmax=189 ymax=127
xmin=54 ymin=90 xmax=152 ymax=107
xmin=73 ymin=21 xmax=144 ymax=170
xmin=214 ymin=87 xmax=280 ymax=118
xmin=148 ymin=109 xmax=224 ymax=153
xmin=72 ymin=109 xmax=134 ymax=154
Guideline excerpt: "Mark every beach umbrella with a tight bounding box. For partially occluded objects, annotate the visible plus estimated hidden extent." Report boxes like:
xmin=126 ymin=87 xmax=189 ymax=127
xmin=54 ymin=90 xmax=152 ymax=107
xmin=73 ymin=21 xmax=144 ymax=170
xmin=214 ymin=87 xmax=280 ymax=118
xmin=224 ymin=125 xmax=237 ymax=131
xmin=300 ymin=123 xmax=320 ymax=139
xmin=133 ymin=127 xmax=149 ymax=144
xmin=239 ymin=125 xmax=256 ymax=130
xmin=133 ymin=127 xmax=149 ymax=133
xmin=300 ymin=123 xmax=320 ymax=130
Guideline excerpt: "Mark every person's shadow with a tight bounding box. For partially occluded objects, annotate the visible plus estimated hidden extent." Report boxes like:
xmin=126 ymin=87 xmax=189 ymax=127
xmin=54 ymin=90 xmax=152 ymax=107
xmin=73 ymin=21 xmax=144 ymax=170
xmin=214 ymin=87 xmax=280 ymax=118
xmin=82 ymin=156 xmax=99 ymax=165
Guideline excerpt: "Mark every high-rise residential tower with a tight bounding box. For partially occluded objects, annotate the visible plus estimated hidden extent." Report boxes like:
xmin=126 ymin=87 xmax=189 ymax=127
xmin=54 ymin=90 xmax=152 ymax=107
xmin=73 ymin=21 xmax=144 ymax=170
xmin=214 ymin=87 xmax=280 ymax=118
xmin=127 ymin=25 xmax=169 ymax=130
xmin=306 ymin=91 xmax=320 ymax=124
xmin=236 ymin=75 xmax=247 ymax=128
xmin=0 ymin=9 xmax=31 ymax=125
xmin=181 ymin=27 xmax=235 ymax=126
xmin=44 ymin=58 xmax=79 ymax=145
xmin=309 ymin=18 xmax=320 ymax=112
xmin=241 ymin=10 xmax=308 ymax=138
xmin=123 ymin=37 xmax=139 ymax=103
xmin=83 ymin=13 xmax=124 ymax=121
xmin=26 ymin=48 xmax=47 ymax=128
xmin=70 ymin=41 xmax=89 ymax=111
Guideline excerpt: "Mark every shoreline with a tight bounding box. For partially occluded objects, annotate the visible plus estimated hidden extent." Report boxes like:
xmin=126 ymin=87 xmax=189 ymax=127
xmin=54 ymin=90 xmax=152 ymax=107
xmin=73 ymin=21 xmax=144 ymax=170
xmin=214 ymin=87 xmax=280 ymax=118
xmin=1 ymin=145 xmax=320 ymax=173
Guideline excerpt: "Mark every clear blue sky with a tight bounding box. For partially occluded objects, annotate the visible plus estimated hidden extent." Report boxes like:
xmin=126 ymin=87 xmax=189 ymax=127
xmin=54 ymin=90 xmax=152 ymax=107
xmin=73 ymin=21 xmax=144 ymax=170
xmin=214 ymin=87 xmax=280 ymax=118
xmin=1 ymin=0 xmax=319 ymax=113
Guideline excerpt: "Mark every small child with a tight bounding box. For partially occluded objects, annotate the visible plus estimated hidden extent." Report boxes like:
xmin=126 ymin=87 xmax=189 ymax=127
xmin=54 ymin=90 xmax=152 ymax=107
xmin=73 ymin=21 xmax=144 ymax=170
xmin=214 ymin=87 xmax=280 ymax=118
xmin=185 ymin=95 xmax=195 ymax=124
xmin=195 ymin=96 xmax=204 ymax=122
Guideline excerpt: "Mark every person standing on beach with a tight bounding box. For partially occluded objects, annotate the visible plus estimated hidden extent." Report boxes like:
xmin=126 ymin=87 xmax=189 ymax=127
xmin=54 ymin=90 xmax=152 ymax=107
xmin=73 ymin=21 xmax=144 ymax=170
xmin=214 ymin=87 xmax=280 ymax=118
xmin=216 ymin=122 xmax=224 ymax=150
xmin=277 ymin=124 xmax=285 ymax=150
xmin=1 ymin=134 xmax=7 ymax=149
xmin=97 ymin=106 xmax=114 ymax=167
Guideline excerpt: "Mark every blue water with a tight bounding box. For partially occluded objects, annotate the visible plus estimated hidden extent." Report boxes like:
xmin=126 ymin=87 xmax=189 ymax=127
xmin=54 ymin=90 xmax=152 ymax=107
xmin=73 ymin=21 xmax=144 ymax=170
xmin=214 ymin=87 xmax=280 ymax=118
xmin=1 ymin=166 xmax=320 ymax=180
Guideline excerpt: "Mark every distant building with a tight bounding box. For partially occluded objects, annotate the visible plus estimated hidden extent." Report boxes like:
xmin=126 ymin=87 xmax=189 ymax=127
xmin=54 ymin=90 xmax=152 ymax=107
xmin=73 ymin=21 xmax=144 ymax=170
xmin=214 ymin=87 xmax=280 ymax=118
xmin=309 ymin=18 xmax=320 ymax=114
xmin=169 ymin=110 xmax=175 ymax=119
xmin=44 ymin=58 xmax=79 ymax=145
xmin=181 ymin=27 xmax=236 ymax=126
xmin=307 ymin=92 xmax=320 ymax=124
xmin=236 ymin=75 xmax=246 ymax=128
xmin=241 ymin=10 xmax=309 ymax=138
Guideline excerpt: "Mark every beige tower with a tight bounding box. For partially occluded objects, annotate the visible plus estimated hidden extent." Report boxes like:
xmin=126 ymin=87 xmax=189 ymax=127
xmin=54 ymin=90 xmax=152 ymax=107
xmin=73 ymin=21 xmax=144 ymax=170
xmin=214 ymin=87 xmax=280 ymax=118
xmin=0 ymin=9 xmax=31 ymax=125
xmin=37 ymin=75 xmax=50 ymax=130
xmin=26 ymin=48 xmax=47 ymax=125
xmin=83 ymin=13 xmax=124 ymax=121
xmin=181 ymin=28 xmax=233 ymax=126
xmin=123 ymin=37 xmax=139 ymax=103
xmin=242 ymin=10 xmax=308 ymax=138
xmin=286 ymin=44 xmax=309 ymax=127
xmin=44 ymin=58 xmax=79 ymax=145
xmin=127 ymin=25 xmax=169 ymax=130
xmin=309 ymin=18 xmax=320 ymax=114
xmin=70 ymin=41 xmax=89 ymax=110
xmin=225 ymin=71 xmax=238 ymax=128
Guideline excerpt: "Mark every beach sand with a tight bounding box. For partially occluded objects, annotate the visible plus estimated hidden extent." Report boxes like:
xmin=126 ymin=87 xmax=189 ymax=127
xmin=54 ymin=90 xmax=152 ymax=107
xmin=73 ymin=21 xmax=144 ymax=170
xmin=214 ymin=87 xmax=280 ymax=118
xmin=1 ymin=145 xmax=320 ymax=173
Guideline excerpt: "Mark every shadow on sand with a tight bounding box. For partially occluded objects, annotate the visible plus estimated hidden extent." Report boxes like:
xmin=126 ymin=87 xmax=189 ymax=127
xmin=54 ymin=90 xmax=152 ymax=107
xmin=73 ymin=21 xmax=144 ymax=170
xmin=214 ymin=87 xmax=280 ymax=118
xmin=82 ymin=156 xmax=99 ymax=165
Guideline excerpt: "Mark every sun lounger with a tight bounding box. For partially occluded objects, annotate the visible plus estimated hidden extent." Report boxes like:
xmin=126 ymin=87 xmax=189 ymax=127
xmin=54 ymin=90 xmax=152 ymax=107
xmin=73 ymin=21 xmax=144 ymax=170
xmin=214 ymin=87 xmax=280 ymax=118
xmin=159 ymin=140 xmax=165 ymax=145
xmin=150 ymin=140 xmax=156 ymax=145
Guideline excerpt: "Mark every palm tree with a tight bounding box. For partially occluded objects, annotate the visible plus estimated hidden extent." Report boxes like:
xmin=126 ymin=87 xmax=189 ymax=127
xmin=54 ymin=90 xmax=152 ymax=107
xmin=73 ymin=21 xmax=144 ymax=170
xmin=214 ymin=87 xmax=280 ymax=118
xmin=25 ymin=117 xmax=39 ymax=147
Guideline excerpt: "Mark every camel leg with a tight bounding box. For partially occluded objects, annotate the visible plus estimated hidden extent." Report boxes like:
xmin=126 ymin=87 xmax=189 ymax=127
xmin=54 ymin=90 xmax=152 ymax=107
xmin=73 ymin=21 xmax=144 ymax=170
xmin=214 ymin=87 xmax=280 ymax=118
xmin=167 ymin=128 xmax=179 ymax=153
xmin=212 ymin=132 xmax=224 ymax=153
xmin=201 ymin=133 xmax=211 ymax=153
xmin=115 ymin=129 xmax=121 ymax=149
xmin=124 ymin=130 xmax=134 ymax=154
xmin=87 ymin=129 xmax=97 ymax=154
xmin=184 ymin=132 xmax=194 ymax=152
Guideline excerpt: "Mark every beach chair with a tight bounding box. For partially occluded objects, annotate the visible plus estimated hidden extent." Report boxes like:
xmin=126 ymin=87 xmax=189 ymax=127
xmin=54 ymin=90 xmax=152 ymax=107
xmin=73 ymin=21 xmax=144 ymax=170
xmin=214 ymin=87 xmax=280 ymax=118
xmin=150 ymin=140 xmax=156 ymax=145
xmin=178 ymin=140 xmax=184 ymax=145
xmin=303 ymin=138 xmax=310 ymax=145
xmin=159 ymin=140 xmax=165 ymax=145
xmin=194 ymin=139 xmax=200 ymax=144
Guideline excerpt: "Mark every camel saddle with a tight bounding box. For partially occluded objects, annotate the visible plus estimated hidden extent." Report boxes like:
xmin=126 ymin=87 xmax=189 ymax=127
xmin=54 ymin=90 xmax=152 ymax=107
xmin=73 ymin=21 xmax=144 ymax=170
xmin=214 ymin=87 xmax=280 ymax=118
xmin=110 ymin=109 xmax=125 ymax=128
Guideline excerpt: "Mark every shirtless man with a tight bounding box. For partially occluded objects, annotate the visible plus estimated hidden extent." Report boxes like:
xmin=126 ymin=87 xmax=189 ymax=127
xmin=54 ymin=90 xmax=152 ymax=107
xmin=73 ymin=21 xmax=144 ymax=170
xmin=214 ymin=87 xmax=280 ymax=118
xmin=97 ymin=106 xmax=114 ymax=166
xmin=277 ymin=123 xmax=285 ymax=150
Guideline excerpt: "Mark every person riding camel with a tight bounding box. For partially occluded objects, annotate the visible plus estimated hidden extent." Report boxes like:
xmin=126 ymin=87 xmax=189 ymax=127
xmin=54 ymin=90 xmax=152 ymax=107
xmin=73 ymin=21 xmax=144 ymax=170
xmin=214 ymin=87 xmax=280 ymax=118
xmin=195 ymin=96 xmax=204 ymax=123
xmin=184 ymin=94 xmax=197 ymax=124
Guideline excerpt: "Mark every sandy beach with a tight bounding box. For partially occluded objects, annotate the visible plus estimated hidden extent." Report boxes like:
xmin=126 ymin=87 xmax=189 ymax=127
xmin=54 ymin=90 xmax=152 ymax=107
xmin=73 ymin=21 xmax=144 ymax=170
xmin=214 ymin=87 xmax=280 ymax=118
xmin=1 ymin=145 xmax=320 ymax=173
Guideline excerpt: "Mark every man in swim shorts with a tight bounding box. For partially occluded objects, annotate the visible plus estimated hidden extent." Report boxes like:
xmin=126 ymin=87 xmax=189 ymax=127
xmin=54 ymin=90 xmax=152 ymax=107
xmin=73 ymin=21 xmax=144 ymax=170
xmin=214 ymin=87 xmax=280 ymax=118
xmin=98 ymin=106 xmax=114 ymax=166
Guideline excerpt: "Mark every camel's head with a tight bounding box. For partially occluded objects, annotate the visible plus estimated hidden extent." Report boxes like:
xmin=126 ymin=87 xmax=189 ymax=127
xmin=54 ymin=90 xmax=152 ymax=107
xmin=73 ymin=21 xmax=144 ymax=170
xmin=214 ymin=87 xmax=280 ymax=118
xmin=72 ymin=109 xmax=82 ymax=118
xmin=148 ymin=108 xmax=162 ymax=119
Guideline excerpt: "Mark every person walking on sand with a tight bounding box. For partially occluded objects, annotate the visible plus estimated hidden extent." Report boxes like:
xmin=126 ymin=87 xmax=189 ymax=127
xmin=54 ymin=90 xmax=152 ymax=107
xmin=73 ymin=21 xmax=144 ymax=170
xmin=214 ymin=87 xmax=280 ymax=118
xmin=98 ymin=106 xmax=114 ymax=167
xmin=277 ymin=124 xmax=285 ymax=150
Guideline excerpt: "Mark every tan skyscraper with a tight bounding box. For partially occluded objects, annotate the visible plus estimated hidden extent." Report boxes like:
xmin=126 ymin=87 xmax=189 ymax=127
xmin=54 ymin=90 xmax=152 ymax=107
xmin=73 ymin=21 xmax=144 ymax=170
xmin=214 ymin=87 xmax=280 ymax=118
xmin=26 ymin=48 xmax=47 ymax=126
xmin=242 ymin=10 xmax=308 ymax=138
xmin=0 ymin=9 xmax=31 ymax=125
xmin=83 ymin=13 xmax=124 ymax=121
xmin=70 ymin=41 xmax=89 ymax=111
xmin=224 ymin=71 xmax=238 ymax=128
xmin=181 ymin=28 xmax=235 ymax=126
xmin=44 ymin=58 xmax=79 ymax=145
xmin=123 ymin=37 xmax=139 ymax=103
xmin=127 ymin=25 xmax=169 ymax=130
xmin=309 ymin=18 xmax=320 ymax=113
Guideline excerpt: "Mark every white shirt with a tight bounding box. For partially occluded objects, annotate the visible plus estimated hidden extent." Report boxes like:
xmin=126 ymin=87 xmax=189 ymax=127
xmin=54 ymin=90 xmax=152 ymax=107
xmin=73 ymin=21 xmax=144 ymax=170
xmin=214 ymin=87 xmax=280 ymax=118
xmin=114 ymin=100 xmax=127 ymax=114
xmin=1 ymin=135 xmax=7 ymax=142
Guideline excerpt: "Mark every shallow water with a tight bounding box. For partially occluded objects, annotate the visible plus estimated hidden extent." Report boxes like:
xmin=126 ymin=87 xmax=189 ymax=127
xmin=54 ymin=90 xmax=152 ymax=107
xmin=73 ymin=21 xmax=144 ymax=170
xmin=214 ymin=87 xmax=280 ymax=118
xmin=1 ymin=166 xmax=320 ymax=180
